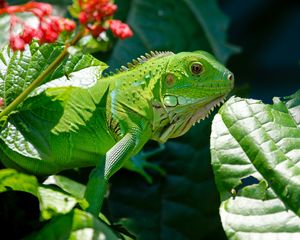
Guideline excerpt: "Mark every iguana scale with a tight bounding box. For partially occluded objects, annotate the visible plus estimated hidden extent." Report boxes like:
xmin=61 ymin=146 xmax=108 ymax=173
xmin=0 ymin=50 xmax=234 ymax=182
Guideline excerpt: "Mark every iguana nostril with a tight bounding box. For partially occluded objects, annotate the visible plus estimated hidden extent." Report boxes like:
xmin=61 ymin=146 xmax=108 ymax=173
xmin=228 ymin=73 xmax=234 ymax=81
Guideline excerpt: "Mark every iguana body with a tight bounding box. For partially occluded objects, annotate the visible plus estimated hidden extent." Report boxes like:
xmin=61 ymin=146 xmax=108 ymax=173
xmin=0 ymin=51 xmax=234 ymax=179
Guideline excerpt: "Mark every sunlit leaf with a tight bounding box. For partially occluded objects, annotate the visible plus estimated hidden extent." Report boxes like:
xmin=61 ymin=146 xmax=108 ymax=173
xmin=43 ymin=175 xmax=86 ymax=199
xmin=211 ymin=90 xmax=300 ymax=239
xmin=0 ymin=42 xmax=107 ymax=173
xmin=0 ymin=168 xmax=38 ymax=196
xmin=38 ymin=186 xmax=78 ymax=220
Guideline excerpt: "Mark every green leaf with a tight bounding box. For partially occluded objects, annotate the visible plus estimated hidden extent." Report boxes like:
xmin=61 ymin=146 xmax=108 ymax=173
xmin=64 ymin=52 xmax=106 ymax=75
xmin=43 ymin=175 xmax=86 ymax=199
xmin=210 ymin=89 xmax=300 ymax=239
xmin=0 ymin=39 xmax=106 ymax=107
xmin=38 ymin=186 xmax=78 ymax=220
xmin=0 ymin=41 xmax=64 ymax=107
xmin=0 ymin=168 xmax=38 ymax=196
xmin=109 ymin=0 xmax=239 ymax=68
xmin=68 ymin=0 xmax=81 ymax=18
xmin=25 ymin=209 xmax=119 ymax=240
xmin=0 ymin=45 xmax=107 ymax=168
xmin=36 ymin=52 xmax=108 ymax=93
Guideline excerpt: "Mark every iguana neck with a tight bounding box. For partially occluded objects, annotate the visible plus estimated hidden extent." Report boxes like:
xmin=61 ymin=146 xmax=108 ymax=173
xmin=92 ymin=56 xmax=171 ymax=140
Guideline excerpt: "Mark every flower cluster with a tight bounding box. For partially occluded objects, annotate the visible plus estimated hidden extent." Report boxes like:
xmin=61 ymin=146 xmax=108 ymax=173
xmin=78 ymin=0 xmax=133 ymax=39
xmin=109 ymin=19 xmax=133 ymax=40
xmin=0 ymin=2 xmax=75 ymax=51
xmin=0 ymin=0 xmax=133 ymax=51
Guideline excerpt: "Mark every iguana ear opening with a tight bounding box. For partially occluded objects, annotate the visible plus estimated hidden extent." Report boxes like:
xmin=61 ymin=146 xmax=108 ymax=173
xmin=165 ymin=73 xmax=175 ymax=87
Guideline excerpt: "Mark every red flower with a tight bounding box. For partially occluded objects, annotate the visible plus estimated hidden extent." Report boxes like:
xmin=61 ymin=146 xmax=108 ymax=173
xmin=9 ymin=35 xmax=25 ymax=51
xmin=77 ymin=0 xmax=133 ymax=40
xmin=101 ymin=3 xmax=117 ymax=17
xmin=1 ymin=0 xmax=133 ymax=51
xmin=109 ymin=20 xmax=133 ymax=39
xmin=1 ymin=2 xmax=76 ymax=51
xmin=36 ymin=2 xmax=52 ymax=16
xmin=41 ymin=26 xmax=59 ymax=43
xmin=28 ymin=3 xmax=52 ymax=18
xmin=89 ymin=24 xmax=106 ymax=37
xmin=61 ymin=19 xmax=76 ymax=32
xmin=78 ymin=11 xmax=88 ymax=24
xmin=21 ymin=25 xmax=37 ymax=43
xmin=79 ymin=0 xmax=117 ymax=24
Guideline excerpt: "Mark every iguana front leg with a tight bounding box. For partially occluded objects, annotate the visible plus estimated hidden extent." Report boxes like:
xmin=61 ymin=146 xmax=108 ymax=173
xmin=104 ymin=132 xmax=136 ymax=179
xmin=84 ymin=130 xmax=140 ymax=216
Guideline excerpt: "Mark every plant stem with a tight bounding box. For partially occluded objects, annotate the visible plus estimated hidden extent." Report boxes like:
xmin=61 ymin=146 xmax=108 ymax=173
xmin=84 ymin=160 xmax=108 ymax=216
xmin=0 ymin=31 xmax=83 ymax=119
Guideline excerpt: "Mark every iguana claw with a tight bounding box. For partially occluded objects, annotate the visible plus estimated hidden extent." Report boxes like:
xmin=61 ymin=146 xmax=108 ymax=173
xmin=124 ymin=144 xmax=166 ymax=184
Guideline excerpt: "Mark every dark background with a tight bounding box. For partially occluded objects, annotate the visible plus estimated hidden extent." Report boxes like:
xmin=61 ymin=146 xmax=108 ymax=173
xmin=220 ymin=0 xmax=300 ymax=101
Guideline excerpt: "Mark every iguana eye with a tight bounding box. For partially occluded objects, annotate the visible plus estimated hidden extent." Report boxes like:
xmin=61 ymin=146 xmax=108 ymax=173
xmin=191 ymin=63 xmax=203 ymax=75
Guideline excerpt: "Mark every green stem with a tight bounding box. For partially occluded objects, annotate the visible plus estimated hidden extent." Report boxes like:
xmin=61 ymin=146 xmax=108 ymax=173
xmin=0 ymin=31 xmax=83 ymax=119
xmin=84 ymin=160 xmax=108 ymax=216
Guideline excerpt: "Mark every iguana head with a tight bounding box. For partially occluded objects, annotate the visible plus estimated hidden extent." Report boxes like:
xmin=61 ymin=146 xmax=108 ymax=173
xmin=152 ymin=51 xmax=234 ymax=142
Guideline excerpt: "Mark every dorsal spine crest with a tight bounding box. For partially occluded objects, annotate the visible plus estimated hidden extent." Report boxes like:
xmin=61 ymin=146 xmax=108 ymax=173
xmin=106 ymin=51 xmax=174 ymax=77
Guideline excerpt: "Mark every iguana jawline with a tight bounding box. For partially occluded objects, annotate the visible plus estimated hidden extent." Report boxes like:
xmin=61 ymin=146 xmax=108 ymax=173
xmin=160 ymin=94 xmax=226 ymax=140
xmin=188 ymin=95 xmax=226 ymax=126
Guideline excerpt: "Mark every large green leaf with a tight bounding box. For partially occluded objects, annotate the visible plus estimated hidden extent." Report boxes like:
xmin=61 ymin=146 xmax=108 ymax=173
xmin=0 ymin=42 xmax=64 ymax=107
xmin=109 ymin=0 xmax=239 ymax=68
xmin=0 ymin=42 xmax=107 ymax=168
xmin=210 ymin=90 xmax=300 ymax=239
xmin=0 ymin=41 xmax=106 ymax=109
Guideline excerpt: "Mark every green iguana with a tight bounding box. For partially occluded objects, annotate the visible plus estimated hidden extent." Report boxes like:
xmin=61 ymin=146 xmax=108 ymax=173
xmin=0 ymin=50 xmax=233 ymax=185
